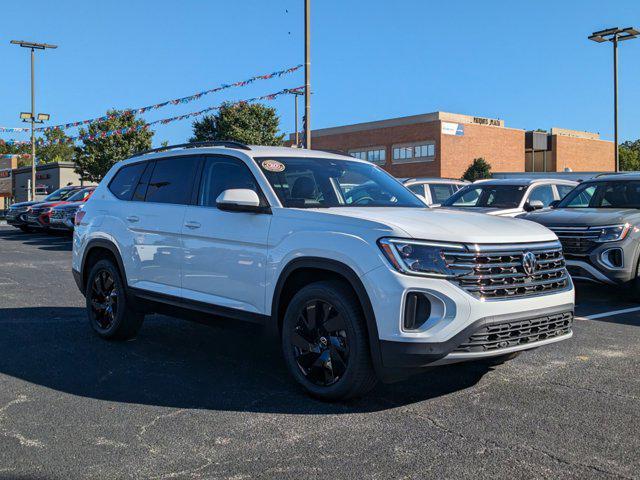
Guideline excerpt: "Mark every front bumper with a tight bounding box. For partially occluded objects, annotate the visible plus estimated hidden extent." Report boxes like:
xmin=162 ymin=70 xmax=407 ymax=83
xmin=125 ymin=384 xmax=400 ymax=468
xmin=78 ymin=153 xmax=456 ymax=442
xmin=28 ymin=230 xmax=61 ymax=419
xmin=361 ymin=264 xmax=575 ymax=370
xmin=564 ymin=237 xmax=639 ymax=285
xmin=380 ymin=307 xmax=573 ymax=368
xmin=6 ymin=211 xmax=29 ymax=226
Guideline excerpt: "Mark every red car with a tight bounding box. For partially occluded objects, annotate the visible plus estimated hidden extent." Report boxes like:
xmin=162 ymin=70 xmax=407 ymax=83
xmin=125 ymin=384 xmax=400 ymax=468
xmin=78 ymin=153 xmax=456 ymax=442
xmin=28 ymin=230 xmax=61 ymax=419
xmin=26 ymin=187 xmax=95 ymax=230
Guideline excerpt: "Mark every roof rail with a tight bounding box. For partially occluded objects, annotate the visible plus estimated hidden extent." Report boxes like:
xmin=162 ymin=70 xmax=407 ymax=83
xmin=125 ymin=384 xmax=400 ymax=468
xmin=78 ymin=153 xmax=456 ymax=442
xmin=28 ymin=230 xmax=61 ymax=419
xmin=131 ymin=141 xmax=251 ymax=158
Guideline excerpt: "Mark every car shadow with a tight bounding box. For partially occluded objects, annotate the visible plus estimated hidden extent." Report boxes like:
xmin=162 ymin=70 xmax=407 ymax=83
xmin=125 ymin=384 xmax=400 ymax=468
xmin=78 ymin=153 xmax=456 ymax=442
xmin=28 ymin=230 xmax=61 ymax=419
xmin=0 ymin=227 xmax=72 ymax=251
xmin=0 ymin=307 xmax=492 ymax=414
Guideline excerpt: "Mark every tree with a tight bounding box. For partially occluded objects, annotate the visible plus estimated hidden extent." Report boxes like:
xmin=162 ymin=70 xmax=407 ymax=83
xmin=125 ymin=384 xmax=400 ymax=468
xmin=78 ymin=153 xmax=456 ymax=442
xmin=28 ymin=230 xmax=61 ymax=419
xmin=190 ymin=102 xmax=284 ymax=146
xmin=36 ymin=128 xmax=75 ymax=164
xmin=462 ymin=158 xmax=492 ymax=182
xmin=620 ymin=140 xmax=640 ymax=172
xmin=75 ymin=110 xmax=153 ymax=182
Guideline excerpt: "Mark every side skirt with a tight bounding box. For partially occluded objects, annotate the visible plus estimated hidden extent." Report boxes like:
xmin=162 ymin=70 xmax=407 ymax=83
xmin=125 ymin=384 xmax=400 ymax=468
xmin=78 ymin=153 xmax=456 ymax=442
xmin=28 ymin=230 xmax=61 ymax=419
xmin=128 ymin=287 xmax=269 ymax=326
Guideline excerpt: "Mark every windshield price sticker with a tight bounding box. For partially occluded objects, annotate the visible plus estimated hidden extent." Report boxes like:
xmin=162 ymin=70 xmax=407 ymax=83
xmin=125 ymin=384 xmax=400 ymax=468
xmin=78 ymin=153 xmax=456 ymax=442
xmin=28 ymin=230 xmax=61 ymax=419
xmin=262 ymin=160 xmax=285 ymax=172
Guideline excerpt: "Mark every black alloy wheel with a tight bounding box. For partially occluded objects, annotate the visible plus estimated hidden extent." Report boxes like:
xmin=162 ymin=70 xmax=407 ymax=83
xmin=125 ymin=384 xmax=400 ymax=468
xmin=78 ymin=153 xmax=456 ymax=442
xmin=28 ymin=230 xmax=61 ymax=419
xmin=90 ymin=269 xmax=118 ymax=331
xmin=291 ymin=299 xmax=350 ymax=386
xmin=86 ymin=259 xmax=144 ymax=340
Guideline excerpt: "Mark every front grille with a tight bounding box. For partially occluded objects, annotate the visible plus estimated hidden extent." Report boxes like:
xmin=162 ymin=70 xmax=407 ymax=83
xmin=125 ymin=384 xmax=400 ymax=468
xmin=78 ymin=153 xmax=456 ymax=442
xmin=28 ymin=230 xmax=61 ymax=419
xmin=444 ymin=242 xmax=569 ymax=300
xmin=30 ymin=207 xmax=46 ymax=216
xmin=454 ymin=311 xmax=573 ymax=353
xmin=50 ymin=210 xmax=65 ymax=220
xmin=548 ymin=227 xmax=598 ymax=256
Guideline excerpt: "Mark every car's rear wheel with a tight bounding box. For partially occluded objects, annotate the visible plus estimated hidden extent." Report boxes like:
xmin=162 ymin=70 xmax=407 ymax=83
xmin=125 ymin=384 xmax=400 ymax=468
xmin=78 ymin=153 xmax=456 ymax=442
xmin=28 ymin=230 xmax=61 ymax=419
xmin=86 ymin=259 xmax=144 ymax=340
xmin=281 ymin=281 xmax=377 ymax=401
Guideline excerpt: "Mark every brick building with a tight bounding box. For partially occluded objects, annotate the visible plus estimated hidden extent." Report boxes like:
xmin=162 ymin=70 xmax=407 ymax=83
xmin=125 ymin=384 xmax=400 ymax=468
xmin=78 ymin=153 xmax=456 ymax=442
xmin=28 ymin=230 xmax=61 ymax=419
xmin=294 ymin=112 xmax=615 ymax=179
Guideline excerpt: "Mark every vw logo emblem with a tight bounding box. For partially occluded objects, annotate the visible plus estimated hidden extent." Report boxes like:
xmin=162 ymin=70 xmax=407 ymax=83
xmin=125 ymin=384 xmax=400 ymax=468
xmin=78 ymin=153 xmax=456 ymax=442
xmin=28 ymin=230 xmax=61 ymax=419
xmin=522 ymin=251 xmax=537 ymax=276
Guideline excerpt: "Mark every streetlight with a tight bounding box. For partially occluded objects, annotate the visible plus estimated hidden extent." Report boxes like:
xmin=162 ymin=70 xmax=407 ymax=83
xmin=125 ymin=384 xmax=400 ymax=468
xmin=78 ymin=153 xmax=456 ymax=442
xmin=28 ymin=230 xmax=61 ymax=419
xmin=588 ymin=27 xmax=638 ymax=172
xmin=10 ymin=40 xmax=57 ymax=201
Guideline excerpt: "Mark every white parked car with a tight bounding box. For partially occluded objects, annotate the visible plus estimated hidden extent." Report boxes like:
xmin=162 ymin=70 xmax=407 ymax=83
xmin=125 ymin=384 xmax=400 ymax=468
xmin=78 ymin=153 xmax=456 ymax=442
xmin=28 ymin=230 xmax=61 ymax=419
xmin=439 ymin=178 xmax=578 ymax=217
xmin=73 ymin=142 xmax=574 ymax=400
xmin=403 ymin=177 xmax=469 ymax=205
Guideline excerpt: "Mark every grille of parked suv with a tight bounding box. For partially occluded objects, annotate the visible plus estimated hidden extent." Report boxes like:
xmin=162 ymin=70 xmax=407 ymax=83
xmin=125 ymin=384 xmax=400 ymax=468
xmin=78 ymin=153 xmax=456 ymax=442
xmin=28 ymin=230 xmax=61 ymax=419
xmin=454 ymin=311 xmax=573 ymax=353
xmin=547 ymin=227 xmax=599 ymax=256
xmin=444 ymin=242 xmax=569 ymax=299
xmin=30 ymin=207 xmax=46 ymax=216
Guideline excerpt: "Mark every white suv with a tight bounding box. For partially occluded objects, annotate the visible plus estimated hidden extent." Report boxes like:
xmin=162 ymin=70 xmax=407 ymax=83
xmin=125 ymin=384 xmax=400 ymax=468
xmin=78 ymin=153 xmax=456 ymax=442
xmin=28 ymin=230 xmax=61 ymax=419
xmin=72 ymin=142 xmax=575 ymax=400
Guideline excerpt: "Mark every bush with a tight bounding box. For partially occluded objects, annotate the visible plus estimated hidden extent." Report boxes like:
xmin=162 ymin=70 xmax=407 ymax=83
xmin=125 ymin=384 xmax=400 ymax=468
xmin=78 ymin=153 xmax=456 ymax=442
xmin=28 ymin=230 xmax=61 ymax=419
xmin=462 ymin=158 xmax=492 ymax=182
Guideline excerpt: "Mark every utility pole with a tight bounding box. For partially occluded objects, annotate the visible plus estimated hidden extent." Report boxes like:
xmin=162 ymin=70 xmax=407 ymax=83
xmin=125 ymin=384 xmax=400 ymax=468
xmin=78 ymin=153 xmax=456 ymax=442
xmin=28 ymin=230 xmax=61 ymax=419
xmin=291 ymin=89 xmax=304 ymax=147
xmin=10 ymin=40 xmax=57 ymax=200
xmin=588 ymin=27 xmax=638 ymax=172
xmin=304 ymin=0 xmax=311 ymax=149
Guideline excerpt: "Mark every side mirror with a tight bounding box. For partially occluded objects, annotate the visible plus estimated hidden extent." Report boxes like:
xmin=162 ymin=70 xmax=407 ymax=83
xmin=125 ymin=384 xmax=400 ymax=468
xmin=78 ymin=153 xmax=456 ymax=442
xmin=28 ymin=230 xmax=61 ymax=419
xmin=524 ymin=199 xmax=544 ymax=212
xmin=549 ymin=200 xmax=560 ymax=209
xmin=216 ymin=189 xmax=270 ymax=214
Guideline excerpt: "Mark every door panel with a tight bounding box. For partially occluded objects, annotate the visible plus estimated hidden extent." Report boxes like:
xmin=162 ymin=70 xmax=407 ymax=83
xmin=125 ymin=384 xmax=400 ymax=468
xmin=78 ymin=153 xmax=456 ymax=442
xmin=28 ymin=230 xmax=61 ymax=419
xmin=181 ymin=155 xmax=271 ymax=314
xmin=125 ymin=156 xmax=199 ymax=297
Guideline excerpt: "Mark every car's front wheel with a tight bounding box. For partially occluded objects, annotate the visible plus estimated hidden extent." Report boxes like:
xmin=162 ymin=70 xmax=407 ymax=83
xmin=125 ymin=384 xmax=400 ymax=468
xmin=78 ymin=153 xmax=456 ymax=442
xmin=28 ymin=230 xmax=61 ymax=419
xmin=281 ymin=281 xmax=377 ymax=401
xmin=86 ymin=259 xmax=144 ymax=340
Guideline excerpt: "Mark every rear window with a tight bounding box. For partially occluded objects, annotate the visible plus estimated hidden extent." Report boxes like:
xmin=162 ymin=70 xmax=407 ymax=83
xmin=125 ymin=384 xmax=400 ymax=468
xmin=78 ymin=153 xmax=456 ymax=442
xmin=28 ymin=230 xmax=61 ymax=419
xmin=108 ymin=162 xmax=147 ymax=200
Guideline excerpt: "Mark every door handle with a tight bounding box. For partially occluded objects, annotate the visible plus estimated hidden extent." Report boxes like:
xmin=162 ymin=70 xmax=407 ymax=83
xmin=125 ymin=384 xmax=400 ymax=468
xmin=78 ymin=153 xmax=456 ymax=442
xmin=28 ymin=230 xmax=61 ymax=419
xmin=184 ymin=221 xmax=201 ymax=229
xmin=126 ymin=216 xmax=139 ymax=223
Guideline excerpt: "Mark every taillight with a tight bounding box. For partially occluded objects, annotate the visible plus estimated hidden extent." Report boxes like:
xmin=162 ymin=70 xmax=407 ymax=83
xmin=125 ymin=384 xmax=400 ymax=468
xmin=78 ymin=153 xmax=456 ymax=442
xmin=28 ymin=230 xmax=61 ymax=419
xmin=75 ymin=210 xmax=86 ymax=226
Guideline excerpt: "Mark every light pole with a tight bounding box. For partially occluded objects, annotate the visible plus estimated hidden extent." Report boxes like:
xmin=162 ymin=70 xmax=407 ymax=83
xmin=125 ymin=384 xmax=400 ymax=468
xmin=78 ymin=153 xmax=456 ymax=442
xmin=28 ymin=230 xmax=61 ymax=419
xmin=10 ymin=40 xmax=57 ymax=200
xmin=291 ymin=89 xmax=304 ymax=147
xmin=588 ymin=27 xmax=638 ymax=172
xmin=304 ymin=0 xmax=311 ymax=149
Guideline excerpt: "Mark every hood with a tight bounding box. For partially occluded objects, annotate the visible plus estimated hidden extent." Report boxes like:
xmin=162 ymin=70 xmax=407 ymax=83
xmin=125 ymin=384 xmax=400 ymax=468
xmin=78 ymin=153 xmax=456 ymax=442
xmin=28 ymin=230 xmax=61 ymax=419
xmin=520 ymin=208 xmax=640 ymax=227
xmin=53 ymin=201 xmax=83 ymax=210
xmin=9 ymin=201 xmax=40 ymax=209
xmin=33 ymin=201 xmax=68 ymax=209
xmin=319 ymin=207 xmax=557 ymax=244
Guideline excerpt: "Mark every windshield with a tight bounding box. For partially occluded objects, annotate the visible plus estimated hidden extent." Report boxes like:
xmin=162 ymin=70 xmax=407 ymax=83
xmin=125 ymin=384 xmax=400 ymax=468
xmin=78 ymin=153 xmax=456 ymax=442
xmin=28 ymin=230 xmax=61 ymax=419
xmin=255 ymin=157 xmax=425 ymax=208
xmin=66 ymin=188 xmax=94 ymax=202
xmin=558 ymin=180 xmax=640 ymax=208
xmin=442 ymin=184 xmax=527 ymax=208
xmin=44 ymin=188 xmax=78 ymax=202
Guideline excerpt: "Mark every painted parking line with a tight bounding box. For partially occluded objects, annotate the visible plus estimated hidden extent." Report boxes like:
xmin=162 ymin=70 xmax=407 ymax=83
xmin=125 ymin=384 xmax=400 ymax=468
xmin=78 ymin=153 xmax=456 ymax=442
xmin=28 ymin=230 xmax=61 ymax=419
xmin=575 ymin=306 xmax=640 ymax=321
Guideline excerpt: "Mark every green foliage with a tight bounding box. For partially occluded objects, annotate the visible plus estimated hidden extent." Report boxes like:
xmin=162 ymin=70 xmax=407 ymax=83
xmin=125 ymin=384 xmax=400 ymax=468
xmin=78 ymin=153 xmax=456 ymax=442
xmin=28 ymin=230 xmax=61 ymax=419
xmin=190 ymin=102 xmax=284 ymax=146
xmin=36 ymin=128 xmax=75 ymax=164
xmin=462 ymin=157 xmax=492 ymax=182
xmin=619 ymin=140 xmax=640 ymax=172
xmin=75 ymin=110 xmax=153 ymax=182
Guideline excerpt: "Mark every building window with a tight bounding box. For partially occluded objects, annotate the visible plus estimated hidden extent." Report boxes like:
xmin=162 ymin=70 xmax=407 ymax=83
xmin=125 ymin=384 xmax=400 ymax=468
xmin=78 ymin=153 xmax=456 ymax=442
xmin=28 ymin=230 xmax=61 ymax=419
xmin=392 ymin=142 xmax=436 ymax=163
xmin=349 ymin=147 xmax=386 ymax=165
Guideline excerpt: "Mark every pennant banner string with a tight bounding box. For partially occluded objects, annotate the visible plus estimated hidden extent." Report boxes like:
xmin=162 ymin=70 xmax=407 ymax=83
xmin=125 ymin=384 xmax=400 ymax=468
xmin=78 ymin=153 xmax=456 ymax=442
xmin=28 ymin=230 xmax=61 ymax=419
xmin=1 ymin=87 xmax=303 ymax=147
xmin=0 ymin=64 xmax=302 ymax=134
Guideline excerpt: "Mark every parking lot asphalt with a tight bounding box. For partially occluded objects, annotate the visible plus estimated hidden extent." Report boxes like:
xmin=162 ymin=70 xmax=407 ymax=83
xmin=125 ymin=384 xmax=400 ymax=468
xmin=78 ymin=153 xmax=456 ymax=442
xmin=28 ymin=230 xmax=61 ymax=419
xmin=0 ymin=225 xmax=638 ymax=480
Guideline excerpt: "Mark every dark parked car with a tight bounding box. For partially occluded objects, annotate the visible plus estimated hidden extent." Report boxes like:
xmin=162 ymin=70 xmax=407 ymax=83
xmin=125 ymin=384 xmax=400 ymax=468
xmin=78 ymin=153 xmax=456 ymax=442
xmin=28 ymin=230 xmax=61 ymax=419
xmin=520 ymin=173 xmax=640 ymax=298
xmin=6 ymin=186 xmax=83 ymax=233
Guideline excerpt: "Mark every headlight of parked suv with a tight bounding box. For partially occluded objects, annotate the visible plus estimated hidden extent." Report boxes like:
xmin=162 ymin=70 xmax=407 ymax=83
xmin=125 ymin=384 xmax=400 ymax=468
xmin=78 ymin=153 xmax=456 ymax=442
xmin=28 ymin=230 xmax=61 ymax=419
xmin=592 ymin=224 xmax=631 ymax=243
xmin=378 ymin=238 xmax=466 ymax=278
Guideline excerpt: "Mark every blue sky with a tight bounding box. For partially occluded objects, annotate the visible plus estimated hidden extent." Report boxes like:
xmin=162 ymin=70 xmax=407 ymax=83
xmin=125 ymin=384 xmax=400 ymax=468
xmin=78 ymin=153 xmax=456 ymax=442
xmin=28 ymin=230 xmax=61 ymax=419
xmin=1 ymin=0 xmax=638 ymax=147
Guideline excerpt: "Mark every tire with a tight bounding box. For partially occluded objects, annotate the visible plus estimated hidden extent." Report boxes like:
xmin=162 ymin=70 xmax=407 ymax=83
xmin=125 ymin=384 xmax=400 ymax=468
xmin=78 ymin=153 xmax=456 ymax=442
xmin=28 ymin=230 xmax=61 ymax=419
xmin=281 ymin=280 xmax=377 ymax=401
xmin=85 ymin=259 xmax=144 ymax=340
xmin=18 ymin=226 xmax=33 ymax=233
xmin=479 ymin=351 xmax=522 ymax=366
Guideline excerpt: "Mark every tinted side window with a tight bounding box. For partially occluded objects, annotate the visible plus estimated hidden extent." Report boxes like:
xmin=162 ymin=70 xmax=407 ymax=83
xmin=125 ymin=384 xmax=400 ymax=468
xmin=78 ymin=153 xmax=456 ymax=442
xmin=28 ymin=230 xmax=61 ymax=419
xmin=198 ymin=156 xmax=261 ymax=208
xmin=528 ymin=185 xmax=555 ymax=206
xmin=556 ymin=184 xmax=575 ymax=199
xmin=132 ymin=162 xmax=154 ymax=202
xmin=429 ymin=184 xmax=456 ymax=204
xmin=407 ymin=184 xmax=425 ymax=197
xmin=145 ymin=156 xmax=200 ymax=205
xmin=108 ymin=163 xmax=147 ymax=200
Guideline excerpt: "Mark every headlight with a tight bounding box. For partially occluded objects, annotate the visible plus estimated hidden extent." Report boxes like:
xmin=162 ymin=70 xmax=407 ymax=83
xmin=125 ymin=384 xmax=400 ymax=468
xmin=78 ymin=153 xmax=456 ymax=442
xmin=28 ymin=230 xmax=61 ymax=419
xmin=378 ymin=238 xmax=466 ymax=278
xmin=591 ymin=224 xmax=631 ymax=243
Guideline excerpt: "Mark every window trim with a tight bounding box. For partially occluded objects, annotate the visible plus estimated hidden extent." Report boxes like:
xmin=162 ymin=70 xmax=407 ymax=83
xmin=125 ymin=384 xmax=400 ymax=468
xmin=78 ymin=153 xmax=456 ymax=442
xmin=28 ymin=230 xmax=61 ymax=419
xmin=391 ymin=141 xmax=436 ymax=164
